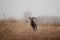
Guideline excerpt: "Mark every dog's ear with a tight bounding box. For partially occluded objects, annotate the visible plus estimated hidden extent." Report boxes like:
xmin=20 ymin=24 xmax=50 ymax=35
xmin=32 ymin=17 xmax=35 ymax=19
xmin=28 ymin=17 xmax=35 ymax=20
xmin=28 ymin=17 xmax=31 ymax=19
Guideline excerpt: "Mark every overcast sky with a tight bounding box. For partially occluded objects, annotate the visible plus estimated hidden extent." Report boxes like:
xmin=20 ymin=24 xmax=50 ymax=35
xmin=0 ymin=0 xmax=60 ymax=19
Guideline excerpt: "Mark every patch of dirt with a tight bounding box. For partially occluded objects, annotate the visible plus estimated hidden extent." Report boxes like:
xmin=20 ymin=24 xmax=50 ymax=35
xmin=0 ymin=20 xmax=60 ymax=40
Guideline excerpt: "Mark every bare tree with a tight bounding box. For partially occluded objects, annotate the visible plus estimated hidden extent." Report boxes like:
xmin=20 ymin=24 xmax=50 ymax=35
xmin=3 ymin=13 xmax=5 ymax=20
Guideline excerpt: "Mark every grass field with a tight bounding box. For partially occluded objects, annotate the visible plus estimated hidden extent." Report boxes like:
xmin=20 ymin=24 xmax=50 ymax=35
xmin=0 ymin=20 xmax=60 ymax=40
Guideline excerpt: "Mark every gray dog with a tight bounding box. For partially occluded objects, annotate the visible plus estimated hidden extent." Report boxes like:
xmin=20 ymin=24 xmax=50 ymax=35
xmin=28 ymin=17 xmax=37 ymax=31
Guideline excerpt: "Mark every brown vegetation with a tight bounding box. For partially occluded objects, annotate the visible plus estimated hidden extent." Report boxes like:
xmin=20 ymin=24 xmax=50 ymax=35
xmin=0 ymin=20 xmax=60 ymax=40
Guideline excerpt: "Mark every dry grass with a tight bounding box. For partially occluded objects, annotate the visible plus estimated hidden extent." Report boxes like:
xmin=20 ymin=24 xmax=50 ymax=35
xmin=0 ymin=20 xmax=60 ymax=40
